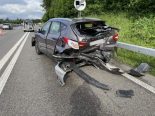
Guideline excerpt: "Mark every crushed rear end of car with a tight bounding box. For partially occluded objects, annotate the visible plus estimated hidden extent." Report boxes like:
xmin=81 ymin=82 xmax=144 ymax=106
xmin=53 ymin=19 xmax=119 ymax=63
xmin=53 ymin=19 xmax=122 ymax=87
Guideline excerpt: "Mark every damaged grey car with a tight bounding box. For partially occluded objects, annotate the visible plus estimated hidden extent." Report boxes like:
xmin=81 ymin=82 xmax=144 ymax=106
xmin=32 ymin=18 xmax=121 ymax=89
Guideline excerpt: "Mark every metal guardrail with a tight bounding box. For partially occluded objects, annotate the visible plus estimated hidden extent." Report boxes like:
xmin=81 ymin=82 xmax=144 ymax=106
xmin=117 ymin=42 xmax=155 ymax=57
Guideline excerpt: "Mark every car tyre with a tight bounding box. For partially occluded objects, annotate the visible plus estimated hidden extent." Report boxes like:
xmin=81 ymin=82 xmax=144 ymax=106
xmin=35 ymin=42 xmax=42 ymax=55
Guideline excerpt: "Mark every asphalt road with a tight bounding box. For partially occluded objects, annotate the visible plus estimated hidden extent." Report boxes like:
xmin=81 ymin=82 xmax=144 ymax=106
xmin=0 ymin=30 xmax=155 ymax=116
xmin=0 ymin=30 xmax=24 ymax=59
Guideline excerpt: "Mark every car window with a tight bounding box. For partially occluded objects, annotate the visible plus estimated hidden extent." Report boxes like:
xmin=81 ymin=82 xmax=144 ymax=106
xmin=61 ymin=23 xmax=67 ymax=31
xmin=75 ymin=21 xmax=106 ymax=36
xmin=85 ymin=23 xmax=93 ymax=28
xmin=41 ymin=21 xmax=51 ymax=35
xmin=49 ymin=22 xmax=60 ymax=34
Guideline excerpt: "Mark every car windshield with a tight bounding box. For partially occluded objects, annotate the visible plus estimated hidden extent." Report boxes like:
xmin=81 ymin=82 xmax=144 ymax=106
xmin=74 ymin=21 xmax=107 ymax=36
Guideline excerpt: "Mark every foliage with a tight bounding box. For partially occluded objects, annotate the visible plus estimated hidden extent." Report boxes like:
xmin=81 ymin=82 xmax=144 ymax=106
xmin=32 ymin=19 xmax=41 ymax=24
xmin=130 ymin=16 xmax=155 ymax=45
xmin=93 ymin=12 xmax=155 ymax=48
xmin=0 ymin=18 xmax=23 ymax=24
xmin=0 ymin=18 xmax=41 ymax=24
xmin=42 ymin=0 xmax=78 ymax=21
xmin=42 ymin=0 xmax=155 ymax=21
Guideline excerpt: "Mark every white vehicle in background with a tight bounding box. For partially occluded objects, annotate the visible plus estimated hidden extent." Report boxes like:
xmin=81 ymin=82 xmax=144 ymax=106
xmin=23 ymin=19 xmax=34 ymax=32
xmin=2 ymin=23 xmax=13 ymax=30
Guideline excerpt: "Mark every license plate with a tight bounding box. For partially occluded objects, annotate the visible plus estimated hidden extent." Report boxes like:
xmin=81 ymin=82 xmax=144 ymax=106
xmin=90 ymin=39 xmax=106 ymax=46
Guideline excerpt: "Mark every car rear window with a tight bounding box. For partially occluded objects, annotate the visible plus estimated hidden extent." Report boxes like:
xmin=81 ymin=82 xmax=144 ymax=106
xmin=74 ymin=21 xmax=106 ymax=36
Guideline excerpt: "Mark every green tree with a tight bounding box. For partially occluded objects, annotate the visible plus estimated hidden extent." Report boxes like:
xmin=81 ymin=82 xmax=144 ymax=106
xmin=42 ymin=0 xmax=155 ymax=22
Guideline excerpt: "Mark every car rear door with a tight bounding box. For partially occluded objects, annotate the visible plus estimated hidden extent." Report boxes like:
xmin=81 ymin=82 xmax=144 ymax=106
xmin=46 ymin=21 xmax=61 ymax=57
xmin=37 ymin=21 xmax=51 ymax=53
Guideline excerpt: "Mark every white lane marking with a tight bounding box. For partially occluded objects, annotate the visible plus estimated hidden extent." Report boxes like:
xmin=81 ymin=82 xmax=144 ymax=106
xmin=122 ymin=73 xmax=155 ymax=94
xmin=107 ymin=63 xmax=155 ymax=94
xmin=0 ymin=32 xmax=30 ymax=95
xmin=0 ymin=32 xmax=28 ymax=71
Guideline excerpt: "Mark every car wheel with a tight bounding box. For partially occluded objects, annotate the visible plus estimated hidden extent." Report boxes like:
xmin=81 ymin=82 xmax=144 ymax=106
xmin=35 ymin=42 xmax=42 ymax=55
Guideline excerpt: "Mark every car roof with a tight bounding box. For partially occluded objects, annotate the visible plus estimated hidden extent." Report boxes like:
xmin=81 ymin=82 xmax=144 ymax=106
xmin=49 ymin=18 xmax=103 ymax=25
xmin=73 ymin=17 xmax=102 ymax=22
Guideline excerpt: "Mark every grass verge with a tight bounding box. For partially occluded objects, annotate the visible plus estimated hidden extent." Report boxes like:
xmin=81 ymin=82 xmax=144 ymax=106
xmin=116 ymin=48 xmax=155 ymax=76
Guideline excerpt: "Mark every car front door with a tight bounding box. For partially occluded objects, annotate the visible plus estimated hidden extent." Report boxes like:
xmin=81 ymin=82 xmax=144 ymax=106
xmin=46 ymin=21 xmax=61 ymax=57
xmin=37 ymin=21 xmax=51 ymax=53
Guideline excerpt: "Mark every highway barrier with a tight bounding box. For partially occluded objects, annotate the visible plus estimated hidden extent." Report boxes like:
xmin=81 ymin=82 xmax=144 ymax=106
xmin=117 ymin=42 xmax=155 ymax=57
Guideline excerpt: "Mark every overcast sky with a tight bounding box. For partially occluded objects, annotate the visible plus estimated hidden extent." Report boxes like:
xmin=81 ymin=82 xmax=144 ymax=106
xmin=0 ymin=0 xmax=44 ymax=19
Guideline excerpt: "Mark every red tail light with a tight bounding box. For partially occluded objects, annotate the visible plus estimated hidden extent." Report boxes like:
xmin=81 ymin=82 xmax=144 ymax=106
xmin=63 ymin=37 xmax=69 ymax=43
xmin=112 ymin=33 xmax=119 ymax=41
xmin=63 ymin=37 xmax=79 ymax=49
xmin=78 ymin=41 xmax=87 ymax=47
